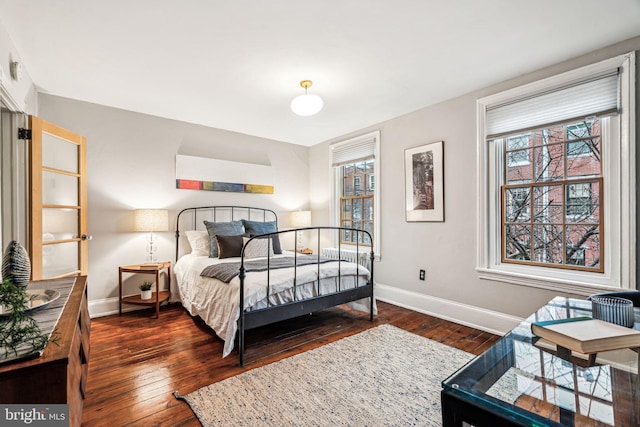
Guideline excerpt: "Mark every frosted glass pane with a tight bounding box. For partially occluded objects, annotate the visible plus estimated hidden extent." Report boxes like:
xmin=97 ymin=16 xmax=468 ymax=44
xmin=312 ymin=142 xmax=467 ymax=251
xmin=42 ymin=132 xmax=78 ymax=173
xmin=42 ymin=171 xmax=78 ymax=205
xmin=43 ymin=208 xmax=78 ymax=240
xmin=42 ymin=241 xmax=78 ymax=278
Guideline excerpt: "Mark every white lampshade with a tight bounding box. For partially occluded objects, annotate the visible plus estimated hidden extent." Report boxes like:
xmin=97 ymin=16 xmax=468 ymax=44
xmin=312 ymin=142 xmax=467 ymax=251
xmin=289 ymin=210 xmax=311 ymax=228
xmin=134 ymin=209 xmax=169 ymax=232
xmin=291 ymin=93 xmax=323 ymax=116
xmin=291 ymin=79 xmax=323 ymax=116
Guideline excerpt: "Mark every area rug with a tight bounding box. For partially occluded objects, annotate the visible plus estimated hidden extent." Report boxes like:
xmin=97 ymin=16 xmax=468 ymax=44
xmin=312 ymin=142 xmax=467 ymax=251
xmin=174 ymin=324 xmax=473 ymax=426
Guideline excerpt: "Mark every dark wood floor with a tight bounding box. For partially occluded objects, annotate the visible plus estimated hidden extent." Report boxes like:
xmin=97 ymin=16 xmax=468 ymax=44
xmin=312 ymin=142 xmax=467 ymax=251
xmin=81 ymin=301 xmax=500 ymax=426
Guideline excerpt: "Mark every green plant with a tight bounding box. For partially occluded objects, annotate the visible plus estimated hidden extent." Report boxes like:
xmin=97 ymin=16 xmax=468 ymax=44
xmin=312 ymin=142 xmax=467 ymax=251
xmin=0 ymin=278 xmax=49 ymax=358
xmin=139 ymin=281 xmax=153 ymax=291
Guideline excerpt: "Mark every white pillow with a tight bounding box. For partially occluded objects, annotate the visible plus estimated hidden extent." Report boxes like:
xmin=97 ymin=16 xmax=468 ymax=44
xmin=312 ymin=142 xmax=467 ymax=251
xmin=185 ymin=230 xmax=209 ymax=256
xmin=243 ymin=237 xmax=274 ymax=259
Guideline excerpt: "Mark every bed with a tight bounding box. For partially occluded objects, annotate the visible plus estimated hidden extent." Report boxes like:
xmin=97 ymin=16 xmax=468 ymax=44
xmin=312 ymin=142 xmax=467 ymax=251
xmin=173 ymin=206 xmax=375 ymax=366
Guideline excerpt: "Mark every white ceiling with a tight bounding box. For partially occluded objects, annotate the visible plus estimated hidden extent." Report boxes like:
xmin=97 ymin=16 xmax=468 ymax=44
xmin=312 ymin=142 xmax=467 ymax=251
xmin=1 ymin=1 xmax=639 ymax=146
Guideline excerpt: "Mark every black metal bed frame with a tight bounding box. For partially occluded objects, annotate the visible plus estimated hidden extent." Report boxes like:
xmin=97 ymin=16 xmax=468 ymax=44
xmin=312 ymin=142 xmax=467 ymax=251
xmin=175 ymin=206 xmax=375 ymax=366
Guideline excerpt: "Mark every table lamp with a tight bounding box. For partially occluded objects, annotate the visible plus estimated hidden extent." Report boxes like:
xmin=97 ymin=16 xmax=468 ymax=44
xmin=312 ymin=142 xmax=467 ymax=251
xmin=134 ymin=209 xmax=169 ymax=262
xmin=289 ymin=210 xmax=311 ymax=252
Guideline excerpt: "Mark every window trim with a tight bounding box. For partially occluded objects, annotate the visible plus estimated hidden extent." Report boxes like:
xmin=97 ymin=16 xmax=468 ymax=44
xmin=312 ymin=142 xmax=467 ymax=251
xmin=476 ymin=53 xmax=635 ymax=294
xmin=330 ymin=131 xmax=381 ymax=257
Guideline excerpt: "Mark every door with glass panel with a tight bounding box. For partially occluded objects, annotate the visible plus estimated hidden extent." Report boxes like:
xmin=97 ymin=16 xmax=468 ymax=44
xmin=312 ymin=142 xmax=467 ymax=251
xmin=29 ymin=116 xmax=88 ymax=279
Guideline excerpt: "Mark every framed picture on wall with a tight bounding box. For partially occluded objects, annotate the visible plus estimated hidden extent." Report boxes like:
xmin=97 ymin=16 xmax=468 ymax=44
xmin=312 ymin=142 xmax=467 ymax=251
xmin=404 ymin=140 xmax=444 ymax=222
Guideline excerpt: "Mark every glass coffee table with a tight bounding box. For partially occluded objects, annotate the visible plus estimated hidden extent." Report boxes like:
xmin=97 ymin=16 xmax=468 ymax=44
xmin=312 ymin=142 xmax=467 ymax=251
xmin=442 ymin=297 xmax=640 ymax=426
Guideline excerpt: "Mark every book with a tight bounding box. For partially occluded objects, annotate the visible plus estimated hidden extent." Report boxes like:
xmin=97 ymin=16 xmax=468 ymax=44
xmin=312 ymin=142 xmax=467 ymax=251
xmin=139 ymin=263 xmax=164 ymax=269
xmin=531 ymin=317 xmax=640 ymax=354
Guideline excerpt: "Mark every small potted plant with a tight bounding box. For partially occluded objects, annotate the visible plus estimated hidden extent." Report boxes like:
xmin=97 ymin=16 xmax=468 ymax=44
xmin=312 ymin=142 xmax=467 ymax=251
xmin=139 ymin=281 xmax=153 ymax=300
xmin=0 ymin=277 xmax=48 ymax=357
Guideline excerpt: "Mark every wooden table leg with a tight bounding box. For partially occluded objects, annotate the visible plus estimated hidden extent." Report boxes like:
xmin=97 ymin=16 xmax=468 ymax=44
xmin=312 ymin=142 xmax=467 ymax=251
xmin=154 ymin=269 xmax=160 ymax=319
xmin=118 ymin=267 xmax=123 ymax=316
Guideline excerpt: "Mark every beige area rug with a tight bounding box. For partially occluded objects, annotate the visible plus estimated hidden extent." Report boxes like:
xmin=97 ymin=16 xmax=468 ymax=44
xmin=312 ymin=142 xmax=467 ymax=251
xmin=174 ymin=324 xmax=473 ymax=426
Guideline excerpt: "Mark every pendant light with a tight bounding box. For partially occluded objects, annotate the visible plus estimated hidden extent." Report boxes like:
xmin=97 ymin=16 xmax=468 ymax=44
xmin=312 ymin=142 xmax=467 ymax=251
xmin=291 ymin=80 xmax=323 ymax=116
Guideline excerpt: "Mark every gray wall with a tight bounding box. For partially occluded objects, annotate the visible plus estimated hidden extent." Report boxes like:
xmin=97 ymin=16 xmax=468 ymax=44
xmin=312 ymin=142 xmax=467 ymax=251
xmin=38 ymin=94 xmax=309 ymax=312
xmin=310 ymin=36 xmax=640 ymax=331
xmin=0 ymin=19 xmax=36 ymax=251
xmin=5 ymin=16 xmax=638 ymax=329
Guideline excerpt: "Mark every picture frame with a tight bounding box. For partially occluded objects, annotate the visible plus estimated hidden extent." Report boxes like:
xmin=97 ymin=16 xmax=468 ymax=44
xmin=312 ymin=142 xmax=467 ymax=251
xmin=405 ymin=140 xmax=444 ymax=222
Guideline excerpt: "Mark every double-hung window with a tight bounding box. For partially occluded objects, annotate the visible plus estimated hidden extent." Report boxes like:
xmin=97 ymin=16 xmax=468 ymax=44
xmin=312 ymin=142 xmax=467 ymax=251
xmin=477 ymin=53 xmax=635 ymax=293
xmin=330 ymin=131 xmax=380 ymax=255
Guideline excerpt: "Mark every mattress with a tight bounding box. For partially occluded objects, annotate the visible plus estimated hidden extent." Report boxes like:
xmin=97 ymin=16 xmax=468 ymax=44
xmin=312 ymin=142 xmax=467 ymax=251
xmin=174 ymin=252 xmax=375 ymax=357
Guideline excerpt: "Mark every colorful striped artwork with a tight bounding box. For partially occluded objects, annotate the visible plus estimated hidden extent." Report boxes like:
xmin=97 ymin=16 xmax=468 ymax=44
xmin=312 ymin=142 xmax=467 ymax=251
xmin=176 ymin=179 xmax=274 ymax=194
xmin=175 ymin=155 xmax=274 ymax=194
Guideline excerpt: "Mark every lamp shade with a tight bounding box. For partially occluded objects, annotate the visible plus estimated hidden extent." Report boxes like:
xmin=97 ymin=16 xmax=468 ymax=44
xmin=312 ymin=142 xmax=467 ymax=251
xmin=134 ymin=209 xmax=169 ymax=232
xmin=291 ymin=93 xmax=323 ymax=116
xmin=289 ymin=210 xmax=311 ymax=228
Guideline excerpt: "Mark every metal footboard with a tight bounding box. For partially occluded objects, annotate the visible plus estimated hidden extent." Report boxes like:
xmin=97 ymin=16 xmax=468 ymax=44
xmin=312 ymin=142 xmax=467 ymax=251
xmin=238 ymin=226 xmax=374 ymax=366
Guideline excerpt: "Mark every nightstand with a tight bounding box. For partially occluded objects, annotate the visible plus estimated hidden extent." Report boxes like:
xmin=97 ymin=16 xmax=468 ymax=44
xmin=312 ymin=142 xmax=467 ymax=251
xmin=119 ymin=261 xmax=171 ymax=318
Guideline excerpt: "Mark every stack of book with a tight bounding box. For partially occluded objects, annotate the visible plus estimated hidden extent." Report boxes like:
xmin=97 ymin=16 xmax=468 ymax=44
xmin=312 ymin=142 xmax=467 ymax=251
xmin=531 ymin=317 xmax=640 ymax=354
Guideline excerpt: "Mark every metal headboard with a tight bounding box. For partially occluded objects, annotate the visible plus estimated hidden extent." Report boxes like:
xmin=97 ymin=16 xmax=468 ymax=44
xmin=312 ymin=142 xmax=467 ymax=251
xmin=175 ymin=206 xmax=278 ymax=260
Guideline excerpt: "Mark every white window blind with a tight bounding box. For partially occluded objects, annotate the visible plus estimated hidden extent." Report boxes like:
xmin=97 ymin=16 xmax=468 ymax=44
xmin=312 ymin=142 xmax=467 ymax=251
xmin=330 ymin=131 xmax=378 ymax=166
xmin=486 ymin=70 xmax=620 ymax=138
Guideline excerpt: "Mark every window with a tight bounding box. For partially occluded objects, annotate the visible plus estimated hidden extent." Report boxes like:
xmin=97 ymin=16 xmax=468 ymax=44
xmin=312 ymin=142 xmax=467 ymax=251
xmin=505 ymin=186 xmax=530 ymax=221
xmin=341 ymin=160 xmax=374 ymax=245
xmin=566 ymin=181 xmax=593 ymax=217
xmin=506 ymin=134 xmax=531 ymax=166
xmin=566 ymin=122 xmax=597 ymax=157
xmin=567 ymin=247 xmax=586 ymax=266
xmin=477 ymin=53 xmax=635 ymax=292
xmin=500 ymin=121 xmax=602 ymax=272
xmin=330 ymin=131 xmax=380 ymax=255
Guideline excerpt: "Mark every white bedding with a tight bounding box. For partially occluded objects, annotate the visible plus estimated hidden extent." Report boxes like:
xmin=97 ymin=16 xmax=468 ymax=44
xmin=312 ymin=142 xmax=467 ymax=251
xmin=174 ymin=252 xmax=375 ymax=357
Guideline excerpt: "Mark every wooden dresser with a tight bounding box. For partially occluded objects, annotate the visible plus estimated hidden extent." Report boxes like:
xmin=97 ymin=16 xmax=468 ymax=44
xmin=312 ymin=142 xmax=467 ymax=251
xmin=0 ymin=275 xmax=90 ymax=427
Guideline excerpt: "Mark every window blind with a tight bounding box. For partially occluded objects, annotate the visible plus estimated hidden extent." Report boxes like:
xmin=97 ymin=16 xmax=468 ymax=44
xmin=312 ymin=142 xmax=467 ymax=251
xmin=486 ymin=70 xmax=620 ymax=138
xmin=330 ymin=132 xmax=378 ymax=167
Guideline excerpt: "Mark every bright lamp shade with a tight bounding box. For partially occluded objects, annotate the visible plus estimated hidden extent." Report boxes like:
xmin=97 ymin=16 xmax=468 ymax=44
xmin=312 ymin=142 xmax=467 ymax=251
xmin=291 ymin=94 xmax=323 ymax=116
xmin=134 ymin=209 xmax=169 ymax=232
xmin=289 ymin=210 xmax=311 ymax=228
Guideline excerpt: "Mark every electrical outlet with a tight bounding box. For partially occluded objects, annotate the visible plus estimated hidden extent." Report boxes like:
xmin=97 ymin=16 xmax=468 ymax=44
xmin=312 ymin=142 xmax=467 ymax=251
xmin=419 ymin=269 xmax=425 ymax=281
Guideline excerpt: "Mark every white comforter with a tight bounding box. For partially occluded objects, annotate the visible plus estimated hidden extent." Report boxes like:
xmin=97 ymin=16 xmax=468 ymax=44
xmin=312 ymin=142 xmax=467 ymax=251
xmin=174 ymin=252 xmax=374 ymax=357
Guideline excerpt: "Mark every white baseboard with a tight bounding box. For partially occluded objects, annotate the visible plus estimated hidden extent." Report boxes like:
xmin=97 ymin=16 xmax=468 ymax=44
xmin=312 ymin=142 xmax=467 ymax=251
xmin=88 ymin=297 xmax=150 ymax=318
xmin=90 ymin=284 xmax=523 ymax=335
xmin=375 ymin=282 xmax=522 ymax=336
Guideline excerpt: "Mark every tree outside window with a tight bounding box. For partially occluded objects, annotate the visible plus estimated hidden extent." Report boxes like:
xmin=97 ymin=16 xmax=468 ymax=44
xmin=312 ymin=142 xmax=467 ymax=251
xmin=340 ymin=160 xmax=374 ymax=245
xmin=500 ymin=119 xmax=602 ymax=271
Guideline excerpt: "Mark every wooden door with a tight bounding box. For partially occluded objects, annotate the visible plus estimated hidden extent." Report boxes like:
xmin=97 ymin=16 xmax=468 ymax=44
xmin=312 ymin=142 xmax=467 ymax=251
xmin=29 ymin=116 xmax=88 ymax=279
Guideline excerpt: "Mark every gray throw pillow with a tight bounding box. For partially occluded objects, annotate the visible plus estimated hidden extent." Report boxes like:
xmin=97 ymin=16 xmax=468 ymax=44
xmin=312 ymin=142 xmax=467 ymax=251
xmin=241 ymin=220 xmax=282 ymax=254
xmin=203 ymin=220 xmax=244 ymax=257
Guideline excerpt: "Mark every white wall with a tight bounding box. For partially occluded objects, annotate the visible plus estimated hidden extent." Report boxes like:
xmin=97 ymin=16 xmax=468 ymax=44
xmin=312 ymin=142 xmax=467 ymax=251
xmin=0 ymin=22 xmax=36 ymax=113
xmin=310 ymin=36 xmax=640 ymax=334
xmin=37 ymin=94 xmax=309 ymax=316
